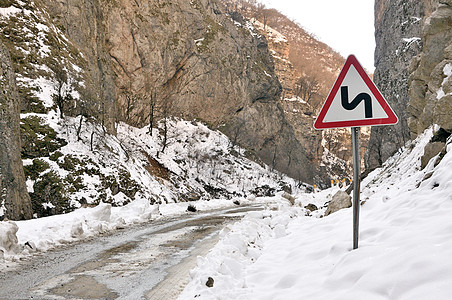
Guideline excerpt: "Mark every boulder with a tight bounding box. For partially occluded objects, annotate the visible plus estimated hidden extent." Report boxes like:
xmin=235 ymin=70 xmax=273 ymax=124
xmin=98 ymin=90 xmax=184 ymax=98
xmin=305 ymin=203 xmax=318 ymax=212
xmin=421 ymin=141 xmax=446 ymax=169
xmin=281 ymin=192 xmax=295 ymax=205
xmin=325 ymin=191 xmax=352 ymax=216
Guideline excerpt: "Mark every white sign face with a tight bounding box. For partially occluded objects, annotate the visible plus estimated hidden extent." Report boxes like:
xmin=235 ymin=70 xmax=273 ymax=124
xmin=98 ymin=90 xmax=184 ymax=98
xmin=314 ymin=55 xmax=398 ymax=129
xmin=322 ymin=64 xmax=389 ymax=123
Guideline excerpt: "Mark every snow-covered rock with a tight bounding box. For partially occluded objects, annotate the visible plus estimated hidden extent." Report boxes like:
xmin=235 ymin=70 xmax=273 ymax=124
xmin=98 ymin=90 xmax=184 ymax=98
xmin=0 ymin=221 xmax=20 ymax=258
xmin=324 ymin=190 xmax=352 ymax=216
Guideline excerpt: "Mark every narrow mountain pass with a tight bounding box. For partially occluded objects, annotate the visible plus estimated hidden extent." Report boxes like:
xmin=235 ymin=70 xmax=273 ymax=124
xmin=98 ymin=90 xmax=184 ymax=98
xmin=0 ymin=205 xmax=263 ymax=300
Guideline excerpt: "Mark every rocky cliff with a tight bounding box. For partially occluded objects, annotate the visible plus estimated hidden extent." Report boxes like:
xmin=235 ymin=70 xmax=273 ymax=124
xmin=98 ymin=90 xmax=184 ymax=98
xmin=43 ymin=0 xmax=282 ymax=126
xmin=369 ymin=0 xmax=452 ymax=168
xmin=367 ymin=0 xmax=426 ymax=168
xmin=0 ymin=41 xmax=33 ymax=220
xmin=0 ymin=0 xmax=325 ymax=221
xmin=0 ymin=0 xmax=320 ymax=184
xmin=408 ymin=0 xmax=452 ymax=134
xmin=222 ymin=2 xmax=357 ymax=182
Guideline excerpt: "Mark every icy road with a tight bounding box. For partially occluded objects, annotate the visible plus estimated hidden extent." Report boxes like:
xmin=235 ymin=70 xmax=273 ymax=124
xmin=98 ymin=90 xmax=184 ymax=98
xmin=0 ymin=205 xmax=262 ymax=300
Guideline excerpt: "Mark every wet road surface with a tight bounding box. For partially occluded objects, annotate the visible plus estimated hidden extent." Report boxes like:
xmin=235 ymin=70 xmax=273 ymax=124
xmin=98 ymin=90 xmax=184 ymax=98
xmin=0 ymin=205 xmax=263 ymax=300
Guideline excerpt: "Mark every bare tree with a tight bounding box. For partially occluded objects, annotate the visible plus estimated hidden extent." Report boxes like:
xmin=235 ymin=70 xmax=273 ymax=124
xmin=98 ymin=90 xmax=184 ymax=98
xmin=157 ymin=46 xmax=198 ymax=154
xmin=228 ymin=118 xmax=246 ymax=152
xmin=323 ymin=129 xmax=341 ymax=153
xmin=365 ymin=127 xmax=385 ymax=167
xmin=271 ymin=145 xmax=278 ymax=171
xmin=159 ymin=99 xmax=172 ymax=155
xmin=122 ymin=90 xmax=135 ymax=122
xmin=148 ymin=89 xmax=158 ymax=136
xmin=52 ymin=65 xmax=73 ymax=118
xmin=286 ymin=140 xmax=298 ymax=168
xmin=294 ymin=75 xmax=320 ymax=102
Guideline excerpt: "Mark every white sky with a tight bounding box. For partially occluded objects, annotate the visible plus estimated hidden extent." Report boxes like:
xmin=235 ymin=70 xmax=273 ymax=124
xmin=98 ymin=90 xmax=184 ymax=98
xmin=261 ymin=0 xmax=376 ymax=72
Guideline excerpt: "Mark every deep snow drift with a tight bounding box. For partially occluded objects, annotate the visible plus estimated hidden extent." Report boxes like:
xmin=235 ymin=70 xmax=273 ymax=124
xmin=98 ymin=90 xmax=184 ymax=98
xmin=178 ymin=126 xmax=452 ymax=300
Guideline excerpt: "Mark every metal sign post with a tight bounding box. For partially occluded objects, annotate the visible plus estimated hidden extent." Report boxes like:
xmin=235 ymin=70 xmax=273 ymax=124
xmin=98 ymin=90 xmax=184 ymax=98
xmin=351 ymin=127 xmax=361 ymax=250
xmin=314 ymin=54 xmax=398 ymax=250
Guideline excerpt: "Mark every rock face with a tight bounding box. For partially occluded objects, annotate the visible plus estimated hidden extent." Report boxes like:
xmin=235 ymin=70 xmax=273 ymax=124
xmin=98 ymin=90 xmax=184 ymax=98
xmin=252 ymin=20 xmax=324 ymax=175
xmin=39 ymin=0 xmax=317 ymax=182
xmin=369 ymin=0 xmax=452 ymax=169
xmin=222 ymin=5 xmax=356 ymax=183
xmin=0 ymin=41 xmax=33 ymax=220
xmin=367 ymin=0 xmax=426 ymax=169
xmin=408 ymin=0 xmax=452 ymax=135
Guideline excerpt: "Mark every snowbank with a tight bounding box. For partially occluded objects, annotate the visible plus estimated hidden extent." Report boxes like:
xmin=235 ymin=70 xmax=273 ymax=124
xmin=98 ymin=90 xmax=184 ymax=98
xmin=0 ymin=195 xmax=272 ymax=264
xmin=181 ymin=200 xmax=305 ymax=299
xmin=178 ymin=127 xmax=452 ymax=300
xmin=0 ymin=222 xmax=20 ymax=259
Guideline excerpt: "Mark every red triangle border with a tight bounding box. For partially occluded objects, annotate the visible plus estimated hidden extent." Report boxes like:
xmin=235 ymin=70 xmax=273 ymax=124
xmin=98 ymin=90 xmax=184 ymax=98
xmin=314 ymin=55 xmax=398 ymax=129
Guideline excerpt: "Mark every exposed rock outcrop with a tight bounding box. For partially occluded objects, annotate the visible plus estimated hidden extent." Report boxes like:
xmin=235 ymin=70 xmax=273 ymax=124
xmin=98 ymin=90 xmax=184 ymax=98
xmin=223 ymin=5 xmax=354 ymax=183
xmin=421 ymin=141 xmax=446 ymax=169
xmin=367 ymin=0 xmax=426 ymax=169
xmin=0 ymin=41 xmax=33 ymax=220
xmin=370 ymin=0 xmax=452 ymax=170
xmin=39 ymin=0 xmax=317 ymax=182
xmin=408 ymin=0 xmax=452 ymax=134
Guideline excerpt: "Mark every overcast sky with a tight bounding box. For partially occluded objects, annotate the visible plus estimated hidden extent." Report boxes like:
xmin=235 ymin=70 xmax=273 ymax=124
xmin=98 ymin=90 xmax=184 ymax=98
xmin=261 ymin=0 xmax=375 ymax=72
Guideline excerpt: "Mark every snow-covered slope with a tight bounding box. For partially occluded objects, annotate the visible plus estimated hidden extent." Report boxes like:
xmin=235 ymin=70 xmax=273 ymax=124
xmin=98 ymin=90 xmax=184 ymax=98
xmin=178 ymin=126 xmax=452 ymax=299
xmin=6 ymin=110 xmax=303 ymax=220
xmin=0 ymin=115 xmax=305 ymax=263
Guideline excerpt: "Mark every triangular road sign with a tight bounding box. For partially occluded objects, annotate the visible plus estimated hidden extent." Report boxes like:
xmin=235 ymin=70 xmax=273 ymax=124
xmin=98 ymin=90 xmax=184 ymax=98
xmin=314 ymin=54 xmax=398 ymax=129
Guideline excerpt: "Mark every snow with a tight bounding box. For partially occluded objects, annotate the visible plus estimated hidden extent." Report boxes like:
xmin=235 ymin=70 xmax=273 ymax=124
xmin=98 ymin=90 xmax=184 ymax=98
xmin=436 ymin=63 xmax=452 ymax=100
xmin=1 ymin=1 xmax=451 ymax=292
xmin=0 ymin=114 xmax=302 ymax=264
xmin=283 ymin=96 xmax=307 ymax=104
xmin=194 ymin=38 xmax=205 ymax=46
xmin=0 ymin=194 xmax=267 ymax=263
xmin=32 ymin=76 xmax=54 ymax=107
xmin=401 ymin=37 xmax=421 ymax=52
xmin=16 ymin=113 xmax=294 ymax=213
xmin=245 ymin=21 xmax=261 ymax=38
xmin=0 ymin=6 xmax=21 ymax=17
xmin=178 ymin=126 xmax=452 ymax=300
xmin=263 ymin=70 xmax=272 ymax=77
xmin=2 ymin=117 xmax=451 ymax=299
xmin=269 ymin=50 xmax=290 ymax=63
xmin=251 ymin=19 xmax=288 ymax=44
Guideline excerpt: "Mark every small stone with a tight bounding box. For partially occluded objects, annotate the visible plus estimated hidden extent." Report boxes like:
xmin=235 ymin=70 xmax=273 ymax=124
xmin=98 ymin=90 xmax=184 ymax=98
xmin=187 ymin=204 xmax=197 ymax=212
xmin=206 ymin=277 xmax=214 ymax=288
xmin=305 ymin=203 xmax=318 ymax=212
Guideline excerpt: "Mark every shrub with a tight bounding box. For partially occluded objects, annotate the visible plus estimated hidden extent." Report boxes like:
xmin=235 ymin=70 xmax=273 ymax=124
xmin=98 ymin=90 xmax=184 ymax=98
xmin=30 ymin=171 xmax=70 ymax=217
xmin=20 ymin=116 xmax=67 ymax=159
xmin=23 ymin=159 xmax=50 ymax=180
